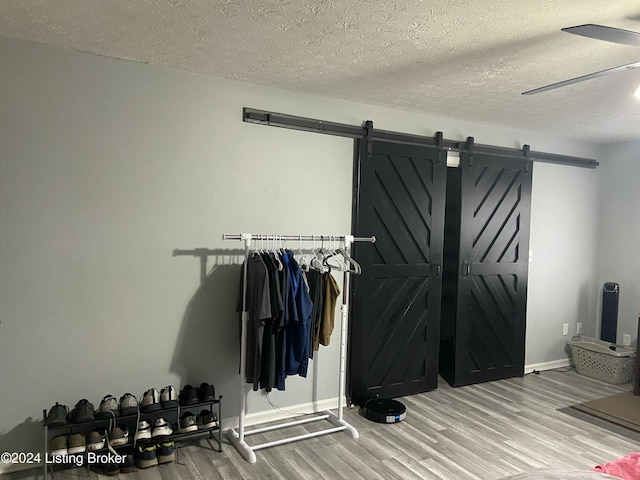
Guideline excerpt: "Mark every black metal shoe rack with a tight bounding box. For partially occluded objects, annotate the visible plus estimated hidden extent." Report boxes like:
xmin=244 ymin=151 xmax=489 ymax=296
xmin=42 ymin=396 xmax=222 ymax=479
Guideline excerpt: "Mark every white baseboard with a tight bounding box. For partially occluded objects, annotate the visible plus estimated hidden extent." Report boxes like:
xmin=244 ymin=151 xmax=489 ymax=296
xmin=205 ymin=358 xmax=577 ymax=435
xmin=205 ymin=360 xmax=578 ymax=434
xmin=223 ymin=359 xmax=575 ymax=431
xmin=524 ymin=358 xmax=572 ymax=374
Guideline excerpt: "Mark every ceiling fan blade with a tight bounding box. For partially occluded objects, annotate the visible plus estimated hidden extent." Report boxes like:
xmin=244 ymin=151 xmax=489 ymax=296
xmin=562 ymin=24 xmax=640 ymax=47
xmin=522 ymin=61 xmax=640 ymax=95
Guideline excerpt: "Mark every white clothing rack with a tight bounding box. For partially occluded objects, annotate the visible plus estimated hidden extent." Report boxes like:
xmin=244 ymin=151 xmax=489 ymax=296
xmin=222 ymin=233 xmax=375 ymax=463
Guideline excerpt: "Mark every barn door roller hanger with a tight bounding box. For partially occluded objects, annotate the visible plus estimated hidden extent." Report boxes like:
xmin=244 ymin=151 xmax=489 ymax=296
xmin=242 ymin=107 xmax=598 ymax=169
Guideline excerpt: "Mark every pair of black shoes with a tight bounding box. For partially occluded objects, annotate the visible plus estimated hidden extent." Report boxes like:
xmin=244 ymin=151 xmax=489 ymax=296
xmin=68 ymin=399 xmax=96 ymax=423
xmin=135 ymin=439 xmax=176 ymax=469
xmin=178 ymin=383 xmax=215 ymax=406
xmin=46 ymin=399 xmax=95 ymax=426
xmin=179 ymin=409 xmax=218 ymax=432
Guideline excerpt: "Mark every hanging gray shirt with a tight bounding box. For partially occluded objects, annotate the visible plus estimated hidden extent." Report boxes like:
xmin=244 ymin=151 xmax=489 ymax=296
xmin=244 ymin=253 xmax=272 ymax=390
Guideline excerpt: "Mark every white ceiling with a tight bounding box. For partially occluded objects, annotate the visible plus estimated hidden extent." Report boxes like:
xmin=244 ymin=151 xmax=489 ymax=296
xmin=2 ymin=0 xmax=640 ymax=143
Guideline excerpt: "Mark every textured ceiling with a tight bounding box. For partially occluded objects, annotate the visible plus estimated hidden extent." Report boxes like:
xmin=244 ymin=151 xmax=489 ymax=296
xmin=2 ymin=0 xmax=640 ymax=143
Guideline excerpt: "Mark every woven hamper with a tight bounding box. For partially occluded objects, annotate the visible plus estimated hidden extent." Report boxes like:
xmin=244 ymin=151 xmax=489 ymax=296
xmin=569 ymin=335 xmax=635 ymax=384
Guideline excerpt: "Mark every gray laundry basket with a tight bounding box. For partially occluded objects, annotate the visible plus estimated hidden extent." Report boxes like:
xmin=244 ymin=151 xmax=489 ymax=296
xmin=569 ymin=335 xmax=635 ymax=384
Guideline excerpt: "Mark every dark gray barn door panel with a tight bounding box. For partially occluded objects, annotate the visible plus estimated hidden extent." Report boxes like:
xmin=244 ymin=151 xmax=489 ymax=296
xmin=348 ymin=139 xmax=446 ymax=405
xmin=440 ymin=152 xmax=532 ymax=386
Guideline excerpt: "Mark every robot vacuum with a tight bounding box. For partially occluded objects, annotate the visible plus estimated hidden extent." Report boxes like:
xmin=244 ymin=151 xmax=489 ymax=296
xmin=363 ymin=398 xmax=406 ymax=424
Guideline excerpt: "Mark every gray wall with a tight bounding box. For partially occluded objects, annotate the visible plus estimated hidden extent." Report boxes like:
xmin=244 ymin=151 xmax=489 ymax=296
xmin=526 ymin=162 xmax=601 ymax=363
xmin=597 ymin=140 xmax=640 ymax=346
xmin=0 ymin=36 xmax=602 ymax=471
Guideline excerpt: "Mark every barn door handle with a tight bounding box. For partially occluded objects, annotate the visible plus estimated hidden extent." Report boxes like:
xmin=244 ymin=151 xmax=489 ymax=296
xmin=431 ymin=262 xmax=441 ymax=279
xmin=463 ymin=261 xmax=470 ymax=277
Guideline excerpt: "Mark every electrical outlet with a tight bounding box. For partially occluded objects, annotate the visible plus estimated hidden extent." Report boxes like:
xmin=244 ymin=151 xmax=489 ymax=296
xmin=623 ymin=334 xmax=631 ymax=346
xmin=576 ymin=323 xmax=582 ymax=335
xmin=562 ymin=323 xmax=569 ymax=336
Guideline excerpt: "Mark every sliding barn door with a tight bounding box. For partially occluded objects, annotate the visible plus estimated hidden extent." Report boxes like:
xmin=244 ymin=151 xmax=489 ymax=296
xmin=348 ymin=139 xmax=446 ymax=405
xmin=440 ymin=151 xmax=532 ymax=387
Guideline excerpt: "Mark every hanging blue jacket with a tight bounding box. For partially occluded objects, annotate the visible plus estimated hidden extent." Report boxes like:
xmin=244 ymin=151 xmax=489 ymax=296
xmin=285 ymin=253 xmax=313 ymax=377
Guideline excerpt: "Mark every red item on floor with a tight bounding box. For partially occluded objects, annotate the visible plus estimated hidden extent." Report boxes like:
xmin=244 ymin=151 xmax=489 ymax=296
xmin=593 ymin=452 xmax=640 ymax=480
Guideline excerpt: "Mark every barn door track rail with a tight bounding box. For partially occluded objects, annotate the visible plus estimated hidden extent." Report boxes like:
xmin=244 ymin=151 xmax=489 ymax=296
xmin=243 ymin=107 xmax=598 ymax=169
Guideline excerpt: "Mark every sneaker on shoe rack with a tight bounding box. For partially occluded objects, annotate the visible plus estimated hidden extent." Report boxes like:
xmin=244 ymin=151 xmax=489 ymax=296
xmin=67 ymin=433 xmax=86 ymax=454
xmin=160 ymin=385 xmax=178 ymax=409
xmin=119 ymin=393 xmax=139 ymax=416
xmin=109 ymin=425 xmax=129 ymax=447
xmin=119 ymin=449 xmax=137 ymax=473
xmin=68 ymin=399 xmax=95 ymax=423
xmin=135 ymin=443 xmax=158 ymax=469
xmin=134 ymin=420 xmax=152 ymax=442
xmin=139 ymin=388 xmax=161 ymax=413
xmin=91 ymin=459 xmax=120 ymax=477
xmin=49 ymin=435 xmax=67 ymax=457
xmin=178 ymin=385 xmax=199 ymax=406
xmin=198 ymin=382 xmax=215 ymax=403
xmin=95 ymin=395 xmax=119 ymax=419
xmin=179 ymin=411 xmax=197 ymax=433
xmin=156 ymin=438 xmax=176 ymax=464
xmin=196 ymin=409 xmax=218 ymax=429
xmin=86 ymin=429 xmax=106 ymax=451
xmin=151 ymin=418 xmax=172 ymax=438
xmin=45 ymin=402 xmax=69 ymax=427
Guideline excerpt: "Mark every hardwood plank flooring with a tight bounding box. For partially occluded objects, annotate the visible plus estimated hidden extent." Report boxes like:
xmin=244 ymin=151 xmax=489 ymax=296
xmin=6 ymin=369 xmax=637 ymax=479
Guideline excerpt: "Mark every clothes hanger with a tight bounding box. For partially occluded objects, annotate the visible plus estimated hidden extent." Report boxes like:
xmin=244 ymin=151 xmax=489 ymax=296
xmin=272 ymin=235 xmax=283 ymax=271
xmin=336 ymin=239 xmax=362 ymax=274
xmin=297 ymin=235 xmax=310 ymax=272
xmin=311 ymin=236 xmax=328 ymax=273
xmin=322 ymin=250 xmax=332 ymax=273
xmin=320 ymin=236 xmax=335 ymax=273
xmin=324 ymin=236 xmax=346 ymax=272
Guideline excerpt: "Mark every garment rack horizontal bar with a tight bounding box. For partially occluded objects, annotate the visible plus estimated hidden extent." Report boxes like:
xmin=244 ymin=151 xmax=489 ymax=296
xmin=227 ymin=409 xmax=357 ymax=453
xmin=222 ymin=233 xmax=376 ymax=243
xmin=253 ymin=426 xmax=347 ymax=450
xmin=243 ymin=413 xmax=330 ymax=436
xmin=243 ymin=107 xmax=599 ymax=168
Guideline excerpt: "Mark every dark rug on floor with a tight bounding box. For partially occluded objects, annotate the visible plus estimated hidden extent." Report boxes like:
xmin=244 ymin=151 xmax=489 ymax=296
xmin=560 ymin=391 xmax=640 ymax=441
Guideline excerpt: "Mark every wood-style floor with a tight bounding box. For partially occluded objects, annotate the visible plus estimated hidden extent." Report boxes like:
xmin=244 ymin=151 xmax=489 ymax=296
xmin=6 ymin=369 xmax=638 ymax=480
